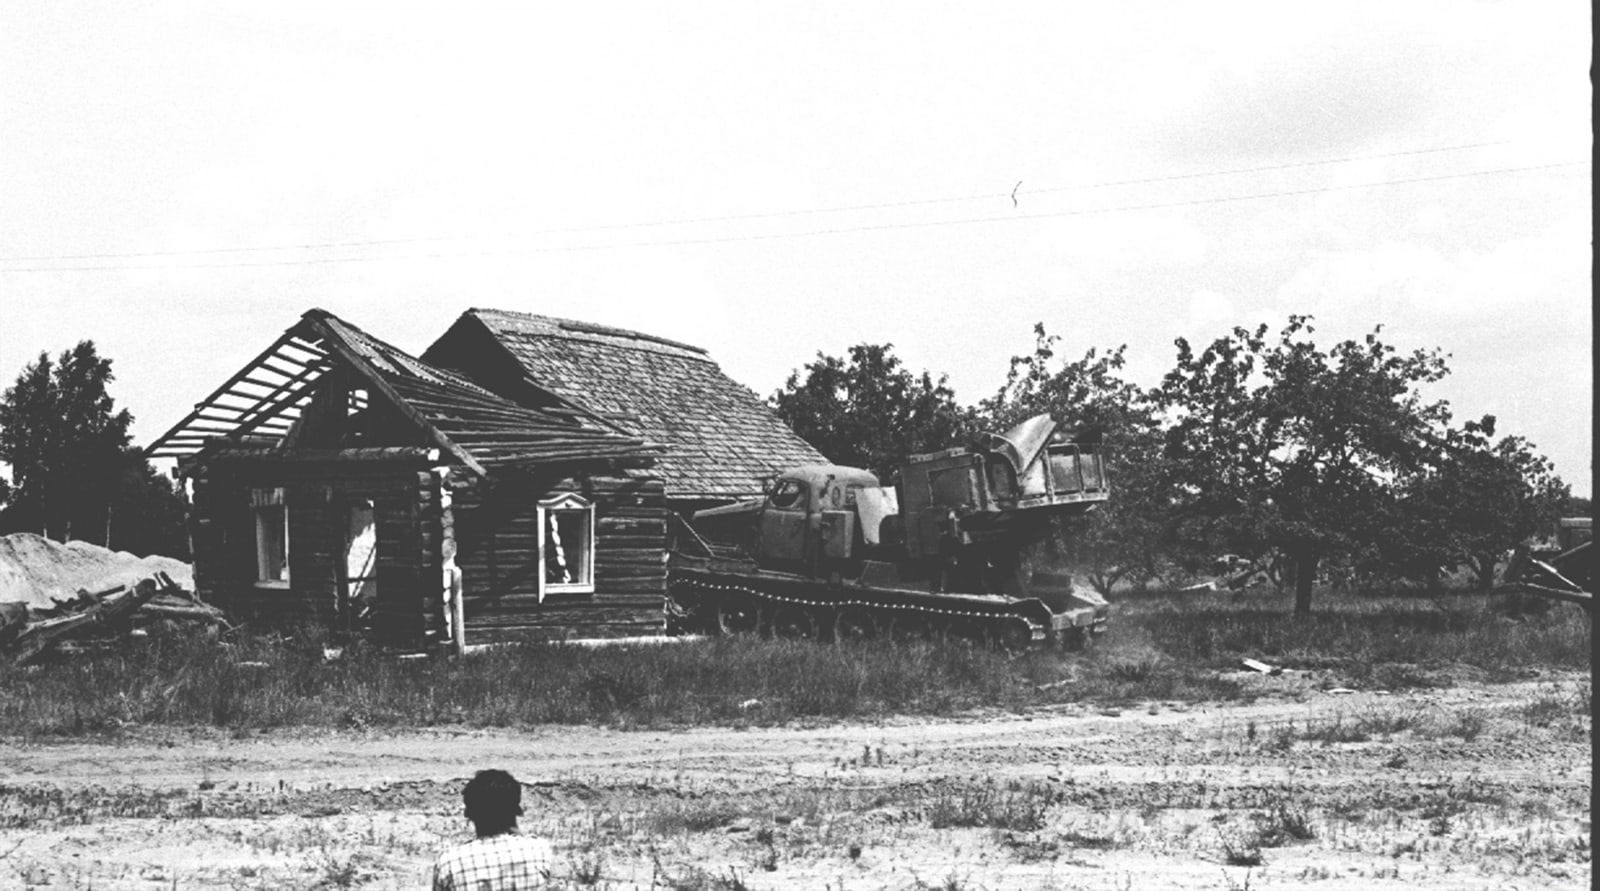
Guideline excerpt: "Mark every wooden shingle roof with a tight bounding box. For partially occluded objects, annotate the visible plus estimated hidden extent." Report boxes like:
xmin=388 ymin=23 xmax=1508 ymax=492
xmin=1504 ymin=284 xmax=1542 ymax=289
xmin=426 ymin=309 xmax=825 ymax=500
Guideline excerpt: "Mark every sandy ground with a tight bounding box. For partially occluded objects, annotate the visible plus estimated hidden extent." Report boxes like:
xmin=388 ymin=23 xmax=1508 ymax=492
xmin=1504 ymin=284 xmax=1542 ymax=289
xmin=1 ymin=672 xmax=1590 ymax=890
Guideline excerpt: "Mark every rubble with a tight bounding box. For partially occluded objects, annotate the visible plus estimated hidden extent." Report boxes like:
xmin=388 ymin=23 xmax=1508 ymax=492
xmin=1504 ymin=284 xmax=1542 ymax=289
xmin=2 ymin=571 xmax=229 ymax=665
xmin=0 ymin=533 xmax=222 ymax=664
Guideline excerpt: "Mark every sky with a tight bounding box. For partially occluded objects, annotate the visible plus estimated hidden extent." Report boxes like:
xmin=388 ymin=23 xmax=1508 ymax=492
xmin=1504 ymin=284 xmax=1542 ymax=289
xmin=1 ymin=2 xmax=1592 ymax=494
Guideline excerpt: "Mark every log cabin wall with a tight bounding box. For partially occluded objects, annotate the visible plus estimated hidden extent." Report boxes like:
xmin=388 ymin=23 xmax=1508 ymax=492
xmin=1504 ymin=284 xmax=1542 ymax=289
xmin=186 ymin=458 xmax=445 ymax=648
xmin=451 ymin=470 xmax=668 ymax=644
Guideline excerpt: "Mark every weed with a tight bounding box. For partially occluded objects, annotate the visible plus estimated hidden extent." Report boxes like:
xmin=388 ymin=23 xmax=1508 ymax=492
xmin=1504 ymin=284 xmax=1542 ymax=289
xmin=311 ymin=850 xmax=366 ymax=889
xmin=1060 ymin=830 xmax=1119 ymax=850
xmin=649 ymin=800 xmax=745 ymax=834
xmin=1219 ymin=832 xmax=1263 ymax=867
xmin=1251 ymin=804 xmax=1314 ymax=846
xmin=1000 ymin=831 xmax=1061 ymax=862
xmin=911 ymin=871 xmax=973 ymax=891
xmin=567 ymin=851 xmax=604 ymax=886
xmin=1354 ymin=711 xmax=1419 ymax=737
xmin=655 ymin=863 xmax=752 ymax=891
xmin=1220 ymin=867 xmax=1255 ymax=891
xmin=926 ymin=781 xmax=1053 ymax=831
xmin=1296 ymin=715 xmax=1370 ymax=744
xmin=1432 ymin=709 xmax=1488 ymax=742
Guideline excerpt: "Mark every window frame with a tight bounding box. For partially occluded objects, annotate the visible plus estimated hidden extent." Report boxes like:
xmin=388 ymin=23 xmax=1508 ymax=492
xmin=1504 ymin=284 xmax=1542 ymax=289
xmin=536 ymin=493 xmax=596 ymax=600
xmin=251 ymin=487 xmax=291 ymax=588
xmin=767 ymin=478 xmax=808 ymax=511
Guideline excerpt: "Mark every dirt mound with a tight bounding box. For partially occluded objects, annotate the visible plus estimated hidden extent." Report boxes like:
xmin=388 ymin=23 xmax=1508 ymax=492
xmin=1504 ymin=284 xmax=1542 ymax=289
xmin=0 ymin=532 xmax=193 ymax=609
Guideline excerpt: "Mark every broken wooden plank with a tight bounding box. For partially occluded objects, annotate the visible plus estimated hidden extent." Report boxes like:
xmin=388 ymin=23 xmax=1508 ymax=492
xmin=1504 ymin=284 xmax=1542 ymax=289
xmin=1242 ymin=658 xmax=1282 ymax=675
xmin=10 ymin=578 xmax=162 ymax=665
xmin=135 ymin=603 xmax=229 ymax=624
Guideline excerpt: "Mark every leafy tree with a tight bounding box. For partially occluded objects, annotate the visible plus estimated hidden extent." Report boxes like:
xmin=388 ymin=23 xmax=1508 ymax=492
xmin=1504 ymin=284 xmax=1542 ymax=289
xmin=1393 ymin=416 xmax=1569 ymax=589
xmin=0 ymin=342 xmax=132 ymax=541
xmin=979 ymin=324 xmax=1175 ymax=594
xmin=1559 ymin=494 xmax=1591 ymax=519
xmin=771 ymin=344 xmax=975 ymax=481
xmin=109 ymin=449 xmax=190 ymax=558
xmin=0 ymin=341 xmax=187 ymax=556
xmin=1154 ymin=316 xmax=1452 ymax=614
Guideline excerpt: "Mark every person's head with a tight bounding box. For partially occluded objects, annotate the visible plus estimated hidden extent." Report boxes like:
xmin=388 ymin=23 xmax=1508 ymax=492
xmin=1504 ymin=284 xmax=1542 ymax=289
xmin=462 ymin=769 xmax=523 ymax=837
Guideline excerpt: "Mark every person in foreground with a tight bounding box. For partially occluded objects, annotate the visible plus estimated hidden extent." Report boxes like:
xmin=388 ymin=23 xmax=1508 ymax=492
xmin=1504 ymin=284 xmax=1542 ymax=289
xmin=432 ymin=769 xmax=553 ymax=890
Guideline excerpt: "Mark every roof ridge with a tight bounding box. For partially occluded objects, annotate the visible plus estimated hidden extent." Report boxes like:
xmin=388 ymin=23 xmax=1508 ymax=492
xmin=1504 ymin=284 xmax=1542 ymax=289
xmin=469 ymin=307 xmax=710 ymax=356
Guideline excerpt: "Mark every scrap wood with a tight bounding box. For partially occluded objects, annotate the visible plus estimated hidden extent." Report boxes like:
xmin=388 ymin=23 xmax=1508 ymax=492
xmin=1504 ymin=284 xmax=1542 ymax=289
xmin=1241 ymin=658 xmax=1282 ymax=675
xmin=1 ymin=564 xmax=228 ymax=665
xmin=10 ymin=577 xmax=163 ymax=665
xmin=138 ymin=603 xmax=228 ymax=623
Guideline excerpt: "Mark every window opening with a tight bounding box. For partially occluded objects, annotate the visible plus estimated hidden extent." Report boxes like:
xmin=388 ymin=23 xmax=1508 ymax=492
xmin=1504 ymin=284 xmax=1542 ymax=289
xmin=251 ymin=487 xmax=289 ymax=586
xmin=768 ymin=479 xmax=807 ymax=510
xmin=538 ymin=494 xmax=594 ymax=599
xmin=344 ymin=499 xmax=378 ymax=627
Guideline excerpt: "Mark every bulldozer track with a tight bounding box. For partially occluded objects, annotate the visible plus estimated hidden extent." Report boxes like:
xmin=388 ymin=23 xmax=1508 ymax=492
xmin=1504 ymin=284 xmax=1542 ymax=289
xmin=667 ymin=574 xmax=1044 ymax=645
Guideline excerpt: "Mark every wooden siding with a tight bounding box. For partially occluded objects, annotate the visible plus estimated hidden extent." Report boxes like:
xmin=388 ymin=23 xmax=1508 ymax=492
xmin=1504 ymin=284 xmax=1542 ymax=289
xmin=452 ymin=472 xmax=668 ymax=644
xmin=187 ymin=459 xmax=443 ymax=648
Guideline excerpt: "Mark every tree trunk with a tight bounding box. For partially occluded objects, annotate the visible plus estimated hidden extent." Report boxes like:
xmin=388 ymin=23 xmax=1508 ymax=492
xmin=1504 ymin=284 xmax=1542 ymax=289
xmin=1473 ymin=554 xmax=1497 ymax=592
xmin=1293 ymin=550 xmax=1317 ymax=615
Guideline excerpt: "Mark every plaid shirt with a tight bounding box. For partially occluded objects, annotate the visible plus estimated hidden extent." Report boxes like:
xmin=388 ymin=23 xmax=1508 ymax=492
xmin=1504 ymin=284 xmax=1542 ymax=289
xmin=431 ymin=831 xmax=554 ymax=890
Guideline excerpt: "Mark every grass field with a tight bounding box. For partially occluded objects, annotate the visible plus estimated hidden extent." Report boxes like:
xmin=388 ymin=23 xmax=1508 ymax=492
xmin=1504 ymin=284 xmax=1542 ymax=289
xmin=0 ymin=587 xmax=1589 ymax=737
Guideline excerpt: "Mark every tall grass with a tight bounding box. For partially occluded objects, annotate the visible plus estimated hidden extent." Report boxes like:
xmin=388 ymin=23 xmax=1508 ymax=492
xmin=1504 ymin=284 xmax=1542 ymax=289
xmin=0 ymin=633 xmax=1054 ymax=735
xmin=1120 ymin=589 xmax=1591 ymax=674
xmin=0 ymin=588 xmax=1586 ymax=736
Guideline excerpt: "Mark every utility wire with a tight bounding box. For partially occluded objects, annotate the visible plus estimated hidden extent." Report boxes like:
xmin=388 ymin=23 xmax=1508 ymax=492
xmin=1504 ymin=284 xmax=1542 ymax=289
xmin=1 ymin=160 xmax=1582 ymax=273
xmin=0 ymin=140 xmax=1517 ymax=265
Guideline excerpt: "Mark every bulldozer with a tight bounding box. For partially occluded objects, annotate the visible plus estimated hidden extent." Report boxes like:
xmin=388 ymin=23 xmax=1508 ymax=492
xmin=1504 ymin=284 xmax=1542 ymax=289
xmin=1500 ymin=516 xmax=1592 ymax=613
xmin=667 ymin=414 xmax=1111 ymax=648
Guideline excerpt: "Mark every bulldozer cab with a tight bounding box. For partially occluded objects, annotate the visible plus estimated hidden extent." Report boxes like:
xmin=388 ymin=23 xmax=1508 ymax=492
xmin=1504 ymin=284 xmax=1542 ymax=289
xmin=756 ymin=465 xmax=878 ymax=567
xmin=759 ymin=476 xmax=811 ymax=562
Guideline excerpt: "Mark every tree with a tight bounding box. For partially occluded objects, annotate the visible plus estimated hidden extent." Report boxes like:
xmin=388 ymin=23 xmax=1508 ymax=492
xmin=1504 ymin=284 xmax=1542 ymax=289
xmin=1394 ymin=416 xmax=1569 ymax=589
xmin=1154 ymin=316 xmax=1452 ymax=614
xmin=0 ymin=342 xmax=133 ymax=541
xmin=108 ymin=449 xmax=191 ymax=558
xmin=0 ymin=341 xmax=186 ymax=557
xmin=979 ymin=324 xmax=1176 ymax=594
xmin=771 ymin=344 xmax=975 ymax=481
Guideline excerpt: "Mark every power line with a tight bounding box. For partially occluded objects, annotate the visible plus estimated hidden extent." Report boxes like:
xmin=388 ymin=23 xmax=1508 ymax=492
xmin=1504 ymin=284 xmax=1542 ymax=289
xmin=1 ymin=160 xmax=1582 ymax=273
xmin=0 ymin=140 xmax=1516 ymax=265
xmin=1024 ymin=140 xmax=1516 ymax=196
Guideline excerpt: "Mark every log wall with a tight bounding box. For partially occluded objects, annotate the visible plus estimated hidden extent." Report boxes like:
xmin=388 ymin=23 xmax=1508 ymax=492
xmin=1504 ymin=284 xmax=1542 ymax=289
xmin=451 ymin=471 xmax=668 ymax=644
xmin=188 ymin=460 xmax=443 ymax=648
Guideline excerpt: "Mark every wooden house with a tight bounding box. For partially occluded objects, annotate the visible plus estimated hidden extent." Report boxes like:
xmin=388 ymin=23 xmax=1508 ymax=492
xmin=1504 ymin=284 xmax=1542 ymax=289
xmin=423 ymin=308 xmax=826 ymax=513
xmin=148 ymin=309 xmax=670 ymax=648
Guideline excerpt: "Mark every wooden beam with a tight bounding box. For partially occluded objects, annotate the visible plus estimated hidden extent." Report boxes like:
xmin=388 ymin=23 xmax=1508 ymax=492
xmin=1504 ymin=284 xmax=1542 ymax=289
xmin=145 ymin=328 xmax=304 ymax=455
xmin=305 ymin=316 xmax=488 ymax=478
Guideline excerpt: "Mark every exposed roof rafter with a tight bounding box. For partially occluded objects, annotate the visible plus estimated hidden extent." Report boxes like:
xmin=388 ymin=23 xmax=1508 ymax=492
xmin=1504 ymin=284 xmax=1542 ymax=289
xmin=147 ymin=308 xmax=662 ymax=477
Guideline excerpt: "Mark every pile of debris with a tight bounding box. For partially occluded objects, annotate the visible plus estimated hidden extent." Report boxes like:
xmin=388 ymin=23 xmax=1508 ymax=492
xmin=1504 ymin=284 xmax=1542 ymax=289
xmin=1 ymin=573 xmax=229 ymax=664
xmin=0 ymin=533 xmax=225 ymax=665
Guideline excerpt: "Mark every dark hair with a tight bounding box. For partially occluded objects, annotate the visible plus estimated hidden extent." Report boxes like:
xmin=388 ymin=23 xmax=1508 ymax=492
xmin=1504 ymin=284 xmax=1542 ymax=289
xmin=462 ymin=769 xmax=522 ymax=836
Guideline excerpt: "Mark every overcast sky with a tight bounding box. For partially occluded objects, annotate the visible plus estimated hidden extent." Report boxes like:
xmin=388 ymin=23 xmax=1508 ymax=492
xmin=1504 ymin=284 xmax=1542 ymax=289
xmin=1 ymin=2 xmax=1591 ymax=494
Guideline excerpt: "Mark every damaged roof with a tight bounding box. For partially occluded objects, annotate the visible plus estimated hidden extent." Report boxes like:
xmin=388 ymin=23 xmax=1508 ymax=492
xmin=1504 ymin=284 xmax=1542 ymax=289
xmin=424 ymin=308 xmax=826 ymax=500
xmin=147 ymin=309 xmax=660 ymax=474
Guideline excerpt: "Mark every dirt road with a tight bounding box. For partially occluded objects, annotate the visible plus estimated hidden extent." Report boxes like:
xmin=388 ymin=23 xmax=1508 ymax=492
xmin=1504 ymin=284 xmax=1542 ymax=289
xmin=2 ymin=672 xmax=1589 ymax=889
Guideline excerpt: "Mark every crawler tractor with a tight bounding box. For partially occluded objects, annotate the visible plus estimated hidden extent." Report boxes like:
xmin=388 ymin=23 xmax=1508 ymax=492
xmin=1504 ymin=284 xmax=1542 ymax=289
xmin=667 ymin=415 xmax=1111 ymax=648
xmin=1501 ymin=517 xmax=1593 ymax=613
